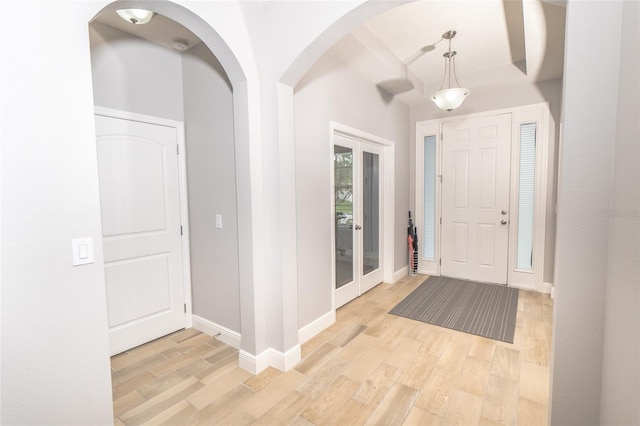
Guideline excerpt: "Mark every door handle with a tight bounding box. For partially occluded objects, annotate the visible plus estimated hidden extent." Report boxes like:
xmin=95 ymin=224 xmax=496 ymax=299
xmin=501 ymin=220 xmax=508 ymax=225
xmin=355 ymin=225 xmax=362 ymax=230
xmin=501 ymin=210 xmax=508 ymax=215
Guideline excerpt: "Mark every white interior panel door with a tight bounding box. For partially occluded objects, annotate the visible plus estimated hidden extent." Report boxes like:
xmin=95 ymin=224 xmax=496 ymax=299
xmin=441 ymin=114 xmax=511 ymax=284
xmin=95 ymin=114 xmax=185 ymax=355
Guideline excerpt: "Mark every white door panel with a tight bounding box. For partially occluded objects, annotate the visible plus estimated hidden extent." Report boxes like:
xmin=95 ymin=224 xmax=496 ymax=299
xmin=98 ymin=136 xmax=167 ymax=236
xmin=95 ymin=114 xmax=185 ymax=355
xmin=105 ymin=254 xmax=172 ymax=328
xmin=441 ymin=114 xmax=511 ymax=284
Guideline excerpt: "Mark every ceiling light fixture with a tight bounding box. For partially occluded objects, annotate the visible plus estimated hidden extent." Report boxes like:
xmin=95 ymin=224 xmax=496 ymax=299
xmin=116 ymin=9 xmax=155 ymax=25
xmin=431 ymin=30 xmax=470 ymax=112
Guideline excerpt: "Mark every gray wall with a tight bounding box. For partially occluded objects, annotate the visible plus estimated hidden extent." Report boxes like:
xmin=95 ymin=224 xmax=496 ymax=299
xmin=600 ymin=1 xmax=639 ymax=424
xmin=182 ymin=43 xmax=241 ymax=332
xmin=294 ymin=53 xmax=410 ymax=329
xmin=89 ymin=22 xmax=184 ymax=121
xmin=551 ymin=1 xmax=632 ymax=424
xmin=411 ymin=78 xmax=563 ymax=286
xmin=90 ymin=23 xmax=241 ymax=333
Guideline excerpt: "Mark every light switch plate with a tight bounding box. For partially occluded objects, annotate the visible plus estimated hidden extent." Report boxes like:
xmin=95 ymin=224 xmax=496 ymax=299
xmin=72 ymin=237 xmax=94 ymax=266
xmin=216 ymin=214 xmax=223 ymax=229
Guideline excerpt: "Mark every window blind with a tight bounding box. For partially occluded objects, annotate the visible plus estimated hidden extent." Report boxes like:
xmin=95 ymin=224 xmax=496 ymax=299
xmin=423 ymin=135 xmax=436 ymax=260
xmin=516 ymin=123 xmax=536 ymax=271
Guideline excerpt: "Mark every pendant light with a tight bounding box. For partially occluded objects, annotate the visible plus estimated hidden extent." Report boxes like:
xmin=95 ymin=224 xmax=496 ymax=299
xmin=431 ymin=30 xmax=470 ymax=111
xmin=116 ymin=9 xmax=155 ymax=25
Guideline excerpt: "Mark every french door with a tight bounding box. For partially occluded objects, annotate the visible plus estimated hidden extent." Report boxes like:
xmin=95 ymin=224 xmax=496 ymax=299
xmin=333 ymin=135 xmax=383 ymax=308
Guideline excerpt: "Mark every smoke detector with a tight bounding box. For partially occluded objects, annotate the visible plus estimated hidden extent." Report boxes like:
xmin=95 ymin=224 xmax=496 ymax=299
xmin=172 ymin=39 xmax=189 ymax=52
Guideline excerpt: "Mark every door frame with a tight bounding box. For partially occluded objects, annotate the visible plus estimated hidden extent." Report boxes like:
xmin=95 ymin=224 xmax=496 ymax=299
xmin=415 ymin=103 xmax=552 ymax=292
xmin=94 ymin=106 xmax=193 ymax=329
xmin=330 ymin=122 xmax=395 ymax=311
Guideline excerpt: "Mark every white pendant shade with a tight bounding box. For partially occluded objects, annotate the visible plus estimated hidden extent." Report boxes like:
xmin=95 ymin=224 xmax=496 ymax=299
xmin=116 ymin=9 xmax=155 ymax=25
xmin=430 ymin=30 xmax=470 ymax=111
xmin=431 ymin=87 xmax=470 ymax=112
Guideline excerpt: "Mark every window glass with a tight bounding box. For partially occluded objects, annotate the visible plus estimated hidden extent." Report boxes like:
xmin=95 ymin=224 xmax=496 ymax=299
xmin=423 ymin=135 xmax=436 ymax=260
xmin=516 ymin=123 xmax=537 ymax=271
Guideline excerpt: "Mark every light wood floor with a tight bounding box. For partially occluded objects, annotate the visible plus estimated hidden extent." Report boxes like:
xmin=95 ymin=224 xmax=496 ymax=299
xmin=111 ymin=274 xmax=553 ymax=425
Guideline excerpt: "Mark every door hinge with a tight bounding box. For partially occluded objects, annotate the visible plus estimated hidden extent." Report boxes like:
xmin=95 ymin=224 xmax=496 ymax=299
xmin=180 ymin=225 xmax=183 ymax=236
xmin=439 ymin=258 xmax=442 ymax=265
xmin=184 ymin=304 xmax=186 ymax=313
xmin=440 ymin=217 xmax=442 ymax=225
xmin=177 ymin=144 xmax=180 ymax=155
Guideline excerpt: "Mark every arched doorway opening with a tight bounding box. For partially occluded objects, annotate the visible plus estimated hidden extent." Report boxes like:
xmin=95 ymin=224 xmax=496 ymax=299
xmin=88 ymin=0 xmax=252 ymax=356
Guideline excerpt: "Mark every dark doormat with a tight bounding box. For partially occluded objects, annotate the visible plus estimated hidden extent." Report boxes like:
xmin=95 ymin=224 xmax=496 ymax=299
xmin=389 ymin=275 xmax=519 ymax=343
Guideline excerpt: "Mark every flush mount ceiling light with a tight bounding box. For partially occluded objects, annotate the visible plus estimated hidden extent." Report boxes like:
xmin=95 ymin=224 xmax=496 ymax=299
xmin=431 ymin=30 xmax=470 ymax=112
xmin=116 ymin=8 xmax=155 ymax=25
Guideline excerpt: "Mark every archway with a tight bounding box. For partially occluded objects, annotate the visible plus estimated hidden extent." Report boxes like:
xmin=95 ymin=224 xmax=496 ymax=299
xmin=89 ymin=0 xmax=260 ymax=358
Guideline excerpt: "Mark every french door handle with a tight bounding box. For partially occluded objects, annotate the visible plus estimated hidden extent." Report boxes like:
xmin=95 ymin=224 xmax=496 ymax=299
xmin=501 ymin=210 xmax=508 ymax=215
xmin=355 ymin=225 xmax=362 ymax=230
xmin=501 ymin=220 xmax=508 ymax=225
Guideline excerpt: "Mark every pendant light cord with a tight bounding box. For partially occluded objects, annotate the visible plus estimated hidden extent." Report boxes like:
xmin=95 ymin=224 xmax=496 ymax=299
xmin=438 ymin=35 xmax=456 ymax=91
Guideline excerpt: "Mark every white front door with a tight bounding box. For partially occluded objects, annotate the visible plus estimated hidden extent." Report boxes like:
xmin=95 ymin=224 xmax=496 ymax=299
xmin=441 ymin=113 xmax=511 ymax=284
xmin=334 ymin=136 xmax=384 ymax=308
xmin=95 ymin=113 xmax=186 ymax=355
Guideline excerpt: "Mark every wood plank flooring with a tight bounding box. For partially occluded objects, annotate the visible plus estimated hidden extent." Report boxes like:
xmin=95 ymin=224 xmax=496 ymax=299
xmin=111 ymin=274 xmax=553 ymax=425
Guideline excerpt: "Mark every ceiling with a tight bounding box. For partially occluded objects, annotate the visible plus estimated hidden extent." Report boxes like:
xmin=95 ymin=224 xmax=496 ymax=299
xmin=328 ymin=0 xmax=566 ymax=106
xmin=93 ymin=0 xmax=566 ymax=108
xmin=94 ymin=10 xmax=202 ymax=52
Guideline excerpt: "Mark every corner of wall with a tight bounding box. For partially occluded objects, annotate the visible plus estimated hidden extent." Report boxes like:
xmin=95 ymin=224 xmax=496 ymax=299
xmin=192 ymin=315 xmax=241 ymax=349
xmin=239 ymin=345 xmax=302 ymax=374
xmin=298 ymin=310 xmax=336 ymax=345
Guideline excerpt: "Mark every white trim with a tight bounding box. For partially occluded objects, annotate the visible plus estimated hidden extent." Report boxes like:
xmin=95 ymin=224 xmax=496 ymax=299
xmin=383 ymin=145 xmax=395 ymax=284
xmin=191 ymin=315 xmax=241 ymax=350
xmin=298 ymin=310 xmax=336 ymax=344
xmin=415 ymin=103 xmax=552 ymax=294
xmin=176 ymin=122 xmax=193 ymax=327
xmin=542 ymin=282 xmax=553 ymax=295
xmin=94 ymin=107 xmax=194 ymax=332
xmin=509 ymin=281 xmax=537 ymax=291
xmin=393 ymin=266 xmax=409 ymax=283
xmin=508 ymin=103 xmax=550 ymax=293
xmin=95 ymin=106 xmax=178 ymax=128
xmin=417 ymin=263 xmax=438 ymax=277
xmin=550 ymin=285 xmax=556 ymax=299
xmin=415 ymin=121 xmax=441 ymax=276
xmin=239 ymin=345 xmax=302 ymax=374
xmin=329 ymin=122 xmax=395 ymax=312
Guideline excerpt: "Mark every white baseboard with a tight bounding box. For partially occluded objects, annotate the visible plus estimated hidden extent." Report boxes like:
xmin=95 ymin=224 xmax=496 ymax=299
xmin=542 ymin=282 xmax=553 ymax=295
xmin=550 ymin=285 xmax=556 ymax=299
xmin=393 ymin=266 xmax=409 ymax=283
xmin=191 ymin=315 xmax=241 ymax=350
xmin=509 ymin=282 xmax=537 ymax=292
xmin=239 ymin=345 xmax=301 ymax=374
xmin=298 ymin=310 xmax=335 ymax=345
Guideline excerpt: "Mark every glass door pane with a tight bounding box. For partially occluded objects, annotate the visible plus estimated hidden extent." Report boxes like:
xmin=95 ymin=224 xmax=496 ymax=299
xmin=362 ymin=151 xmax=379 ymax=276
xmin=334 ymin=145 xmax=354 ymax=288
